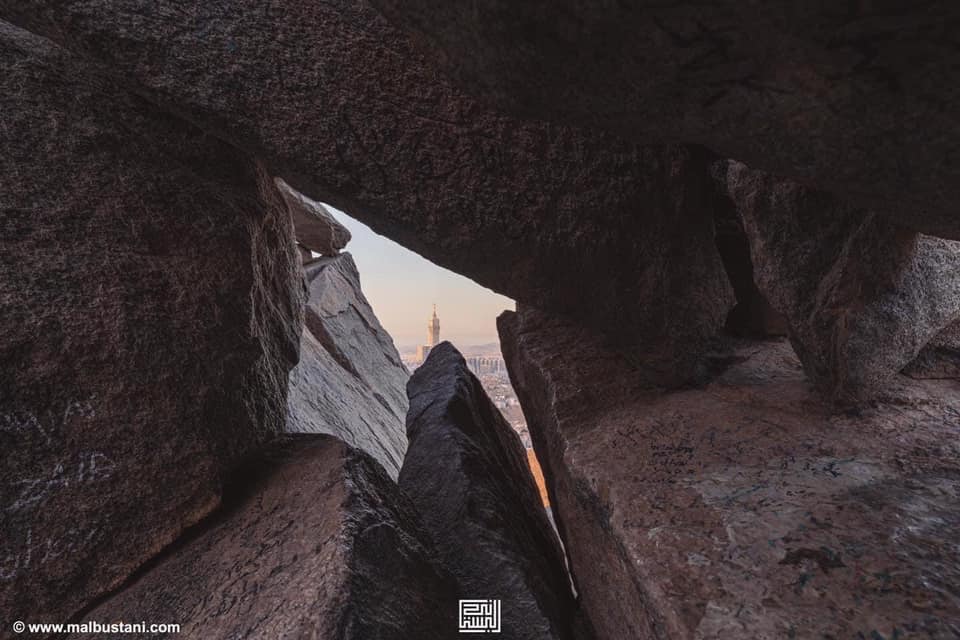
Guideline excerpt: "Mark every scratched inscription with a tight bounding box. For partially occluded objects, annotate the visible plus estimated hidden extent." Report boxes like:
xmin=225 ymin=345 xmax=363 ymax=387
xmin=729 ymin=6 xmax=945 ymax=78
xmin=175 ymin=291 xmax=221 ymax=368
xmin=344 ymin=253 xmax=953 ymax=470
xmin=2 ymin=396 xmax=111 ymax=581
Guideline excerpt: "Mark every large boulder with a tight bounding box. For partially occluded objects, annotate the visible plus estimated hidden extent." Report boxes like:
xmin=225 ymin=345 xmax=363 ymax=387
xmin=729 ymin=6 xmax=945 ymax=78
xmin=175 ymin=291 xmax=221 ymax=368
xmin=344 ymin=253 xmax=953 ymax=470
xmin=286 ymin=253 xmax=409 ymax=478
xmin=75 ymin=435 xmax=459 ymax=639
xmin=369 ymin=0 xmax=960 ymax=238
xmin=500 ymin=306 xmax=960 ymax=640
xmin=0 ymin=23 xmax=302 ymax=623
xmin=278 ymin=178 xmax=351 ymax=256
xmin=724 ymin=161 xmax=960 ymax=400
xmin=399 ymin=342 xmax=581 ymax=640
xmin=0 ymin=0 xmax=734 ymax=381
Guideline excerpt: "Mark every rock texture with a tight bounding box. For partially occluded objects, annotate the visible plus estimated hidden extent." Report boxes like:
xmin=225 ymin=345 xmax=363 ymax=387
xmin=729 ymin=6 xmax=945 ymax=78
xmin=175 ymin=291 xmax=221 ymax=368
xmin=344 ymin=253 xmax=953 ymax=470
xmin=500 ymin=307 xmax=960 ymax=640
xmin=725 ymin=161 xmax=960 ymax=400
xmin=286 ymin=253 xmax=408 ymax=478
xmin=77 ymin=435 xmax=459 ymax=639
xmin=0 ymin=23 xmax=302 ymax=623
xmin=904 ymin=321 xmax=960 ymax=380
xmin=278 ymin=179 xmax=351 ymax=256
xmin=0 ymin=0 xmax=734 ymax=380
xmin=369 ymin=0 xmax=960 ymax=238
xmin=399 ymin=342 xmax=580 ymax=640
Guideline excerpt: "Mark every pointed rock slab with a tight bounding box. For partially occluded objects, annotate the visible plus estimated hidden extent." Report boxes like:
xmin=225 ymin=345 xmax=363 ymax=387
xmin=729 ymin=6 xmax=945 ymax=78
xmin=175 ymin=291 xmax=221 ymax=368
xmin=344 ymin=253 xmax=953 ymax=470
xmin=0 ymin=23 xmax=303 ymax=623
xmin=277 ymin=178 xmax=351 ymax=255
xmin=724 ymin=161 xmax=960 ymax=400
xmin=369 ymin=0 xmax=960 ymax=238
xmin=75 ymin=435 xmax=459 ymax=639
xmin=499 ymin=307 xmax=960 ymax=640
xmin=399 ymin=342 xmax=581 ymax=640
xmin=286 ymin=253 xmax=408 ymax=478
xmin=0 ymin=0 xmax=733 ymax=382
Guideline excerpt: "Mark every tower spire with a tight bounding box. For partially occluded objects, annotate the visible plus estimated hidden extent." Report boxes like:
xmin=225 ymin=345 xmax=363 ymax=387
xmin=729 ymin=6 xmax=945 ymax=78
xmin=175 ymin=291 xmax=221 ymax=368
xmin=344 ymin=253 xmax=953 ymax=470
xmin=427 ymin=304 xmax=440 ymax=346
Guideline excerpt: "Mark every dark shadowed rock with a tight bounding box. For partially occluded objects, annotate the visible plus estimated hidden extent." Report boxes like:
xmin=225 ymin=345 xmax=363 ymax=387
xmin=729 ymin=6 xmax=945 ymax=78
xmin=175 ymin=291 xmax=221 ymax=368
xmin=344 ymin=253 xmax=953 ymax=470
xmin=710 ymin=166 xmax=787 ymax=338
xmin=0 ymin=23 xmax=302 ymax=623
xmin=904 ymin=321 xmax=960 ymax=380
xmin=724 ymin=161 xmax=960 ymax=400
xmin=369 ymin=0 xmax=960 ymax=238
xmin=500 ymin=307 xmax=960 ymax=640
xmin=75 ymin=435 xmax=459 ymax=639
xmin=399 ymin=342 xmax=581 ymax=640
xmin=286 ymin=253 xmax=408 ymax=478
xmin=277 ymin=178 xmax=351 ymax=255
xmin=0 ymin=0 xmax=733 ymax=381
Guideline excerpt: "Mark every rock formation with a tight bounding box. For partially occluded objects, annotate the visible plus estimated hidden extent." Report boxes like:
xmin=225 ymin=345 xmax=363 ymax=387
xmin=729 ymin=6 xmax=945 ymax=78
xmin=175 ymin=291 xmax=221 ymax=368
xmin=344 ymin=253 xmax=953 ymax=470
xmin=0 ymin=0 xmax=736 ymax=382
xmin=368 ymin=0 xmax=960 ymax=238
xmin=399 ymin=342 xmax=581 ymax=640
xmin=77 ymin=435 xmax=459 ymax=639
xmin=724 ymin=161 xmax=960 ymax=400
xmin=500 ymin=307 xmax=960 ymax=640
xmin=2 ymin=0 xmax=959 ymax=637
xmin=904 ymin=321 xmax=960 ymax=380
xmin=278 ymin=179 xmax=351 ymax=256
xmin=0 ymin=22 xmax=302 ymax=624
xmin=286 ymin=253 xmax=409 ymax=478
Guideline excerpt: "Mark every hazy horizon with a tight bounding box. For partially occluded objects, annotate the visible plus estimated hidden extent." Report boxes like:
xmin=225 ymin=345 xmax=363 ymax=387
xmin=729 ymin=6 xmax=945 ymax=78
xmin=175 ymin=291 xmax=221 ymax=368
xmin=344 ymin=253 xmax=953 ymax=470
xmin=326 ymin=205 xmax=515 ymax=350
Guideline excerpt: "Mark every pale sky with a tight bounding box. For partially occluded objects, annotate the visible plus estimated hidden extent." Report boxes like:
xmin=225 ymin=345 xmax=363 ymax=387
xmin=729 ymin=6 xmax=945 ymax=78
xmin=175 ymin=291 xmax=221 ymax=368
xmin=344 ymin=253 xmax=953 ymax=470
xmin=325 ymin=205 xmax=515 ymax=350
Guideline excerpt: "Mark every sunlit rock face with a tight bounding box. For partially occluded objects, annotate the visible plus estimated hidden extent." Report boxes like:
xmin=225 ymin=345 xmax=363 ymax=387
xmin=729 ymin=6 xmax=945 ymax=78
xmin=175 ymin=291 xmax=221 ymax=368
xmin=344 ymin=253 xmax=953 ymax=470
xmin=0 ymin=0 xmax=736 ymax=385
xmin=723 ymin=160 xmax=960 ymax=402
xmin=399 ymin=342 xmax=584 ymax=640
xmin=286 ymin=253 xmax=409 ymax=478
xmin=78 ymin=436 xmax=460 ymax=639
xmin=500 ymin=306 xmax=960 ymax=640
xmin=0 ymin=22 xmax=303 ymax=623
xmin=368 ymin=0 xmax=960 ymax=239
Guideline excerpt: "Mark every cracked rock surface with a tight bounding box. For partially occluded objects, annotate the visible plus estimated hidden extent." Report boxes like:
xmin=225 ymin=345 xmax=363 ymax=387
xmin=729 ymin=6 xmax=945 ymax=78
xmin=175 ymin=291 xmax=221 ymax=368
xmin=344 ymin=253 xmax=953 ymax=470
xmin=500 ymin=306 xmax=960 ymax=640
xmin=724 ymin=161 xmax=960 ymax=401
xmin=74 ymin=435 xmax=459 ymax=639
xmin=0 ymin=0 xmax=734 ymax=382
xmin=369 ymin=0 xmax=960 ymax=238
xmin=0 ymin=22 xmax=302 ymax=625
xmin=286 ymin=253 xmax=408 ymax=478
xmin=400 ymin=342 xmax=584 ymax=640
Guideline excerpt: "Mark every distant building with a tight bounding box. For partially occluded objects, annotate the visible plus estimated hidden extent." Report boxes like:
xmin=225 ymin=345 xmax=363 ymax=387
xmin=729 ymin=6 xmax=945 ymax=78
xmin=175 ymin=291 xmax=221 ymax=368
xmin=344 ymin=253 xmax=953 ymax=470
xmin=416 ymin=344 xmax=431 ymax=362
xmin=427 ymin=304 xmax=440 ymax=347
xmin=417 ymin=305 xmax=441 ymax=362
xmin=466 ymin=355 xmax=505 ymax=376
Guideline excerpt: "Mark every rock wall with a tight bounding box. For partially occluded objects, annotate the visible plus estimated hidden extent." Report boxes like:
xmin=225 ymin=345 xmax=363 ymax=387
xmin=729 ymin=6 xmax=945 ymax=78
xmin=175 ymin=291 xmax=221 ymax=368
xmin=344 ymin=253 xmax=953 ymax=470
xmin=500 ymin=307 xmax=960 ymax=639
xmin=368 ymin=0 xmax=960 ymax=238
xmin=76 ymin=435 xmax=459 ymax=639
xmin=0 ymin=0 xmax=735 ymax=382
xmin=2 ymin=0 xmax=959 ymax=636
xmin=399 ymin=343 xmax=581 ymax=640
xmin=286 ymin=253 xmax=409 ymax=478
xmin=0 ymin=22 xmax=303 ymax=623
xmin=723 ymin=161 xmax=960 ymax=400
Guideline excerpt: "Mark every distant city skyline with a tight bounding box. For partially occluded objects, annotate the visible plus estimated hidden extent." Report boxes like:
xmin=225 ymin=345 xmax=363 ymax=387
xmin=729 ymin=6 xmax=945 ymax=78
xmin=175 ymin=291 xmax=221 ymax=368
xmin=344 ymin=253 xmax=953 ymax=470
xmin=325 ymin=205 xmax=515 ymax=349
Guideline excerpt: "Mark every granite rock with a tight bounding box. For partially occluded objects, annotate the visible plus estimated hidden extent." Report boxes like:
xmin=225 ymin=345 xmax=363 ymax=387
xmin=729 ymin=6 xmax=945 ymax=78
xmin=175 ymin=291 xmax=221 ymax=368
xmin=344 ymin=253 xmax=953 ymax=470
xmin=903 ymin=320 xmax=960 ymax=380
xmin=0 ymin=0 xmax=733 ymax=381
xmin=500 ymin=306 xmax=960 ymax=640
xmin=725 ymin=161 xmax=960 ymax=400
xmin=286 ymin=253 xmax=408 ymax=478
xmin=0 ymin=22 xmax=303 ymax=623
xmin=75 ymin=435 xmax=459 ymax=639
xmin=399 ymin=342 xmax=581 ymax=640
xmin=369 ymin=0 xmax=960 ymax=238
xmin=277 ymin=178 xmax=351 ymax=256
